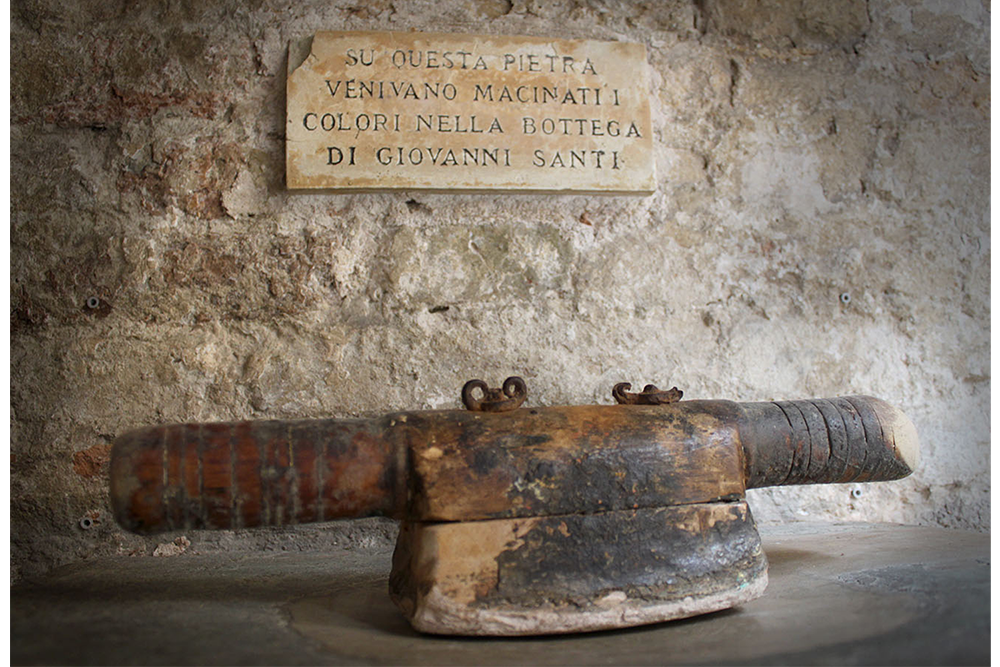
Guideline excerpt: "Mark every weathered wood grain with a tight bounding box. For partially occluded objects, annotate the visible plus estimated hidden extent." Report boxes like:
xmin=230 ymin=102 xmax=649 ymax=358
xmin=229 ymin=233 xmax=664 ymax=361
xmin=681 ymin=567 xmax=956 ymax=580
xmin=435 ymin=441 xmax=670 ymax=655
xmin=109 ymin=394 xmax=917 ymax=636
xmin=401 ymin=401 xmax=746 ymax=521
xmin=739 ymin=396 xmax=918 ymax=488
xmin=110 ymin=418 xmax=407 ymax=533
xmin=111 ymin=396 xmax=918 ymax=533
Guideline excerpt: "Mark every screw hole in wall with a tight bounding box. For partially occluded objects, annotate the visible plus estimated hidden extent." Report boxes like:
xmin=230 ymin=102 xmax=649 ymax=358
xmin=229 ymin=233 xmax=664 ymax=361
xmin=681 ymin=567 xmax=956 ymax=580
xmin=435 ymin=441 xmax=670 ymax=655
xmin=83 ymin=296 xmax=112 ymax=318
xmin=850 ymin=486 xmax=863 ymax=499
xmin=839 ymin=292 xmax=851 ymax=305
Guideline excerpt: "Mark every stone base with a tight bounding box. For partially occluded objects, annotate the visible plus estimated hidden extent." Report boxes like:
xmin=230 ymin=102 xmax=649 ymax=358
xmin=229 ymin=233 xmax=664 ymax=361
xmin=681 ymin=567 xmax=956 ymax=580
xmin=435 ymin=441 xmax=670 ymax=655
xmin=389 ymin=501 xmax=768 ymax=635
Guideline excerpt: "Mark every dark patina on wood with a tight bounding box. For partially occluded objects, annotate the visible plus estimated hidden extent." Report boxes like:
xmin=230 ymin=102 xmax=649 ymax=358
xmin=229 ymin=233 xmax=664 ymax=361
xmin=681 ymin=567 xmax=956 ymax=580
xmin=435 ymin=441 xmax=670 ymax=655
xmin=489 ymin=504 xmax=763 ymax=607
xmin=110 ymin=383 xmax=918 ymax=635
xmin=737 ymin=397 xmax=916 ymax=489
xmin=401 ymin=401 xmax=746 ymax=521
xmin=110 ymin=417 xmax=407 ymax=534
xmin=388 ymin=501 xmax=767 ymax=635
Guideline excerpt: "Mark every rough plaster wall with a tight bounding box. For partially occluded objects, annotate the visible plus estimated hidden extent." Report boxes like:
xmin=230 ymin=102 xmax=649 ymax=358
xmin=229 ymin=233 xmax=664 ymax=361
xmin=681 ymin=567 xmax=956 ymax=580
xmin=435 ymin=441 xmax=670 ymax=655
xmin=11 ymin=0 xmax=989 ymax=581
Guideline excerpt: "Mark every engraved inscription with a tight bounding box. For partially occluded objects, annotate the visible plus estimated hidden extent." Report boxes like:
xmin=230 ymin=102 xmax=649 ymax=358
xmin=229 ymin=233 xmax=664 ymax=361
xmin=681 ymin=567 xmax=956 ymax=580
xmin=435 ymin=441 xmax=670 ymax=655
xmin=286 ymin=31 xmax=654 ymax=194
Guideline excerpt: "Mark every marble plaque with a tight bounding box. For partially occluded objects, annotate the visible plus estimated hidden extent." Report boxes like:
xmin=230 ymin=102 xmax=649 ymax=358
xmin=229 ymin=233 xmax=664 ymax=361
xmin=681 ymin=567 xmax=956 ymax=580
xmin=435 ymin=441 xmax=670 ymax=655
xmin=286 ymin=31 xmax=654 ymax=194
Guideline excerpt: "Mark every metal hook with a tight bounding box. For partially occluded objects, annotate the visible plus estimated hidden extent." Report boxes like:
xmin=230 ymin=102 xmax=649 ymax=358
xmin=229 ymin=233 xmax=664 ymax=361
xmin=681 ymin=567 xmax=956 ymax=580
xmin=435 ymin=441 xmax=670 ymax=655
xmin=462 ymin=377 xmax=528 ymax=412
xmin=612 ymin=382 xmax=683 ymax=405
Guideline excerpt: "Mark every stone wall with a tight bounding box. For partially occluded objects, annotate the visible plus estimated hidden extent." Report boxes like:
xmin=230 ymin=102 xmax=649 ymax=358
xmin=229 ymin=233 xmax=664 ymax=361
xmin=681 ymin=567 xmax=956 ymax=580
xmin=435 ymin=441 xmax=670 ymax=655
xmin=11 ymin=0 xmax=989 ymax=580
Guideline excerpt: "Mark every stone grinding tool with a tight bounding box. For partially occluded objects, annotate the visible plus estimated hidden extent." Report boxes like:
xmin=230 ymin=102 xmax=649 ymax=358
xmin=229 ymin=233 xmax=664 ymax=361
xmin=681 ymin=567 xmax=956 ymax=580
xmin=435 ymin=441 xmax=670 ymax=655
xmin=110 ymin=379 xmax=918 ymax=635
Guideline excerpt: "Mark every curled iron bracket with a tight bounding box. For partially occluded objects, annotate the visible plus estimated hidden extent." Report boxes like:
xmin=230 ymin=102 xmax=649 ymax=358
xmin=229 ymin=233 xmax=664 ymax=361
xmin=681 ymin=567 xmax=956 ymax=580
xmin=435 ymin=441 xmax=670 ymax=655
xmin=462 ymin=377 xmax=527 ymax=412
xmin=613 ymin=382 xmax=683 ymax=405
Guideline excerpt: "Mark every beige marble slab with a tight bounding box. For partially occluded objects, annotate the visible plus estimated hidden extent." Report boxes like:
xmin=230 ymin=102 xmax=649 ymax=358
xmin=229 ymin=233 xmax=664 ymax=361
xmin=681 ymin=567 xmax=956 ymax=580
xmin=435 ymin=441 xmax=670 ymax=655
xmin=286 ymin=31 xmax=654 ymax=194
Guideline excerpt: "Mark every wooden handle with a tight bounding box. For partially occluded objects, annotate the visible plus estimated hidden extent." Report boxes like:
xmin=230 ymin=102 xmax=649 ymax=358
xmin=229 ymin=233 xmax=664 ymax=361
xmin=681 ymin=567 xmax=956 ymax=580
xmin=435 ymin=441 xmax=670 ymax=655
xmin=738 ymin=396 xmax=919 ymax=489
xmin=111 ymin=396 xmax=919 ymax=534
xmin=110 ymin=418 xmax=407 ymax=534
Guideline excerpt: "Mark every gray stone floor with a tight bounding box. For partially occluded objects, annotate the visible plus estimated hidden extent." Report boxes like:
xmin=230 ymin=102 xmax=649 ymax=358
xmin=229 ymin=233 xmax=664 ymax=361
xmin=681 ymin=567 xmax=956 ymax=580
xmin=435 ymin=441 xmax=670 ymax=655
xmin=12 ymin=522 xmax=989 ymax=665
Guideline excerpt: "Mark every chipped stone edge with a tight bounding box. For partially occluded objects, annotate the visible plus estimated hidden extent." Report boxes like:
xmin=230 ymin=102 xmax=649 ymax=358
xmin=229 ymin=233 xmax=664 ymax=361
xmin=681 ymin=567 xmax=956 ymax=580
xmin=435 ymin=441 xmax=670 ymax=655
xmin=287 ymin=35 xmax=314 ymax=75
